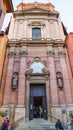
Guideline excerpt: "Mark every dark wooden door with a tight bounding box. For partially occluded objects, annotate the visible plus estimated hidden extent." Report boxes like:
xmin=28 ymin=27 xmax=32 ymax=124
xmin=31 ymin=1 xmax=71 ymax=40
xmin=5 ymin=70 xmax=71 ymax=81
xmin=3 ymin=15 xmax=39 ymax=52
xmin=29 ymin=84 xmax=47 ymax=119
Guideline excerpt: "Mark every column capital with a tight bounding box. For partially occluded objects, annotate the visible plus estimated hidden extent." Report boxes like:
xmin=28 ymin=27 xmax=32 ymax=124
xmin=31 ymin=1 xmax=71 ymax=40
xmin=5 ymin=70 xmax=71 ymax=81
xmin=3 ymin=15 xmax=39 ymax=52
xmin=8 ymin=51 xmax=16 ymax=58
xmin=47 ymin=50 xmax=55 ymax=57
xmin=58 ymin=51 xmax=66 ymax=58
xmin=19 ymin=50 xmax=28 ymax=57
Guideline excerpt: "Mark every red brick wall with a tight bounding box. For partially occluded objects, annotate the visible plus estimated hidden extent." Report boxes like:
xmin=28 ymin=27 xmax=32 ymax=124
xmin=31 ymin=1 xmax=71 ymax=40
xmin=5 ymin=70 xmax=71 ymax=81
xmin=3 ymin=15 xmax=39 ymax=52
xmin=66 ymin=33 xmax=73 ymax=74
xmin=3 ymin=45 xmax=73 ymax=106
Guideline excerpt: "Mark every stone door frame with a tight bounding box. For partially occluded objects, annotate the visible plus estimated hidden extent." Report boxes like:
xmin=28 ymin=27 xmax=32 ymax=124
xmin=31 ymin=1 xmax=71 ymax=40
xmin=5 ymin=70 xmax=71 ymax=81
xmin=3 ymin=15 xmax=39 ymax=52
xmin=25 ymin=72 xmax=50 ymax=121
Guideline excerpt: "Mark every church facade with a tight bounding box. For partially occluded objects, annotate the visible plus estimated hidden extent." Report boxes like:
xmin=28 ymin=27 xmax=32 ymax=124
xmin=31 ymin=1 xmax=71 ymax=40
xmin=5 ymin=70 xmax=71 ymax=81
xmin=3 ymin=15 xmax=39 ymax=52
xmin=1 ymin=2 xmax=73 ymax=124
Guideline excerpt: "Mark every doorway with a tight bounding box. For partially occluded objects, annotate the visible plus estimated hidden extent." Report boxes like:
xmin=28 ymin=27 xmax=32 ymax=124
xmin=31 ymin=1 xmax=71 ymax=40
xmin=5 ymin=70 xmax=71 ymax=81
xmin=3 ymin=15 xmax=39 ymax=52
xmin=29 ymin=84 xmax=47 ymax=120
xmin=34 ymin=96 xmax=42 ymax=107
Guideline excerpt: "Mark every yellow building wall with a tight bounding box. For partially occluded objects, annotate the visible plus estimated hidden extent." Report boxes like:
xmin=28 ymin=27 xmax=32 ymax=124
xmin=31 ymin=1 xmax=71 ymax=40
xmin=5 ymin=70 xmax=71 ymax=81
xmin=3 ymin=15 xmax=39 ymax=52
xmin=0 ymin=35 xmax=8 ymax=106
xmin=0 ymin=35 xmax=8 ymax=81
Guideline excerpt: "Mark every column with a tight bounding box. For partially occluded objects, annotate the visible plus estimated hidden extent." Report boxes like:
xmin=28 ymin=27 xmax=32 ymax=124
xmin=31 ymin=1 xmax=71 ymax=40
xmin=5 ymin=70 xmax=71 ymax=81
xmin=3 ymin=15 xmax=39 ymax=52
xmin=54 ymin=20 xmax=60 ymax=39
xmin=12 ymin=20 xmax=18 ymax=39
xmin=45 ymin=20 xmax=50 ymax=38
xmin=58 ymin=17 xmax=65 ymax=40
xmin=17 ymin=20 xmax=24 ymax=39
xmin=47 ymin=46 xmax=59 ymax=105
xmin=22 ymin=20 xmax=25 ymax=38
xmin=49 ymin=20 xmax=55 ymax=39
xmin=3 ymin=47 xmax=15 ymax=105
xmin=25 ymin=80 xmax=30 ymax=121
xmin=8 ymin=17 xmax=14 ymax=39
xmin=11 ymin=47 xmax=20 ymax=105
xmin=58 ymin=46 xmax=72 ymax=103
xmin=18 ymin=46 xmax=27 ymax=105
xmin=23 ymin=19 xmax=27 ymax=38
xmin=54 ymin=47 xmax=66 ymax=104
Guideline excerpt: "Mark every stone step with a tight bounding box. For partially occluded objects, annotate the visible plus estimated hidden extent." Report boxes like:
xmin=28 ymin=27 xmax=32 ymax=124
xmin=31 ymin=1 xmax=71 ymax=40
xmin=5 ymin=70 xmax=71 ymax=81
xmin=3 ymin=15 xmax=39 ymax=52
xmin=15 ymin=118 xmax=56 ymax=130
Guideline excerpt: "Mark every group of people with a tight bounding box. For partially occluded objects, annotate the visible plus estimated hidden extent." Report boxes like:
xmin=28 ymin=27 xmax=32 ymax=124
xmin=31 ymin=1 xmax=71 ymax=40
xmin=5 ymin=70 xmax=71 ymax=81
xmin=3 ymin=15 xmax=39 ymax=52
xmin=33 ymin=106 xmax=43 ymax=118
xmin=1 ymin=118 xmax=10 ymax=130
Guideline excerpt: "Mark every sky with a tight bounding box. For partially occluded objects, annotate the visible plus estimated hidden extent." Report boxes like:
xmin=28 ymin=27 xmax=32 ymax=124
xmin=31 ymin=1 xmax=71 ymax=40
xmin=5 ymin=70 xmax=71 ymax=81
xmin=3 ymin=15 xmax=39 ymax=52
xmin=2 ymin=0 xmax=73 ymax=33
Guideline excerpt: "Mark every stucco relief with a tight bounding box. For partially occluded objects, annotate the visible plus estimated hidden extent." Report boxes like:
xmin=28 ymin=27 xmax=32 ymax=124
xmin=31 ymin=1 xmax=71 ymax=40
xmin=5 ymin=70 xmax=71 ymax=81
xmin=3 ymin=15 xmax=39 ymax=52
xmin=8 ymin=51 xmax=16 ymax=58
xmin=28 ymin=21 xmax=45 ymax=27
xmin=26 ymin=57 xmax=49 ymax=75
xmin=19 ymin=50 xmax=27 ymax=57
xmin=58 ymin=51 xmax=66 ymax=58
xmin=47 ymin=50 xmax=55 ymax=57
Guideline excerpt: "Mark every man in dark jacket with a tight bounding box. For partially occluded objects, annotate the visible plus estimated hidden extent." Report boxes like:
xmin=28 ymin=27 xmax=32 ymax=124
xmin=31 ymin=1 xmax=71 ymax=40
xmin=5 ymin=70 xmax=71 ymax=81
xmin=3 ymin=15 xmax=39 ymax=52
xmin=1 ymin=119 xmax=6 ymax=130
xmin=55 ymin=119 xmax=64 ymax=130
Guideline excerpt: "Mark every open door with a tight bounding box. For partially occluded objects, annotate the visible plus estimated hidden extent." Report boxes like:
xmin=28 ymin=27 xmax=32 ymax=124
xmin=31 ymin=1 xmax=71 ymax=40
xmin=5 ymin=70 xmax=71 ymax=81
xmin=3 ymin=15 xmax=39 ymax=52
xmin=29 ymin=84 xmax=47 ymax=120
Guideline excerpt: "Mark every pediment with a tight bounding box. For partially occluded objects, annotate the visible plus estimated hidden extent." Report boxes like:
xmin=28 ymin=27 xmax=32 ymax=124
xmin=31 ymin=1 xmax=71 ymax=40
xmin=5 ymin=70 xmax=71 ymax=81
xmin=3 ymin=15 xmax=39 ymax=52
xmin=14 ymin=6 xmax=59 ymax=17
xmin=23 ymin=7 xmax=55 ymax=14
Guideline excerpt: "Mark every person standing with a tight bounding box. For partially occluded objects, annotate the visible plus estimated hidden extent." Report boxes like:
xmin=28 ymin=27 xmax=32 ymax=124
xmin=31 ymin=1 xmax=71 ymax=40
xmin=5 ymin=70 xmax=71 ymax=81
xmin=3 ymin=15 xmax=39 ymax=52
xmin=55 ymin=119 xmax=64 ymax=130
xmin=5 ymin=118 xmax=10 ymax=130
xmin=39 ymin=106 xmax=43 ymax=118
xmin=1 ymin=119 xmax=6 ymax=130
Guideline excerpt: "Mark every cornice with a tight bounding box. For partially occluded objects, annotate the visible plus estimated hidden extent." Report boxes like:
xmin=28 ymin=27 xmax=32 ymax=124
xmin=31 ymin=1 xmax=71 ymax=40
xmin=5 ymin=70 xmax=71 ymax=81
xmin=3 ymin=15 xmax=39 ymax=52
xmin=8 ymin=38 xmax=66 ymax=47
xmin=13 ymin=9 xmax=59 ymax=18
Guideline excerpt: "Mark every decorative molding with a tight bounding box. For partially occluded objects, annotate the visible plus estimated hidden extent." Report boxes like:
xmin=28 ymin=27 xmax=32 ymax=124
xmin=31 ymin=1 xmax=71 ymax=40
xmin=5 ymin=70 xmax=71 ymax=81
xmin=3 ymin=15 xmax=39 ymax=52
xmin=8 ymin=51 xmax=16 ymax=58
xmin=27 ymin=57 xmax=47 ymax=67
xmin=58 ymin=51 xmax=66 ymax=58
xmin=42 ymin=68 xmax=50 ymax=75
xmin=26 ymin=69 xmax=33 ymax=75
xmin=26 ymin=57 xmax=49 ymax=76
xmin=28 ymin=21 xmax=45 ymax=27
xmin=8 ymin=39 xmax=65 ymax=47
xmin=13 ymin=6 xmax=59 ymax=18
xmin=47 ymin=50 xmax=55 ymax=57
xmin=19 ymin=50 xmax=28 ymax=57
xmin=26 ymin=68 xmax=50 ymax=76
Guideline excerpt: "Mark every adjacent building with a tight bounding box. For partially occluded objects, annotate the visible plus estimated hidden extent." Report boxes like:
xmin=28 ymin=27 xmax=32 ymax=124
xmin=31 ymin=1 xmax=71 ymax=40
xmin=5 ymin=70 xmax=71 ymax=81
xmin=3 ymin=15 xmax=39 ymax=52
xmin=66 ymin=33 xmax=73 ymax=100
xmin=0 ymin=0 xmax=13 ymax=106
xmin=1 ymin=2 xmax=73 ymax=125
xmin=0 ymin=0 xmax=13 ymax=33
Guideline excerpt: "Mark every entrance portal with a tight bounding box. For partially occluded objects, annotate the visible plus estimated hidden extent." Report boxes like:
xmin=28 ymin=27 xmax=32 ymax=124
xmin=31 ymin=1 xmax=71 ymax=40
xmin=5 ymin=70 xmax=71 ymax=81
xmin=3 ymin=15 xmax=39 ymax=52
xmin=29 ymin=84 xmax=47 ymax=120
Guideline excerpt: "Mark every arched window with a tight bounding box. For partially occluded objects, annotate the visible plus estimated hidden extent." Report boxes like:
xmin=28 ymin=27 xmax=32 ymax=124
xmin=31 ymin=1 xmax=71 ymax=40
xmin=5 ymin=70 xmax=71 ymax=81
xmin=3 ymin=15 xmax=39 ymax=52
xmin=0 ymin=6 xmax=2 ymax=17
xmin=56 ymin=72 xmax=63 ymax=89
xmin=32 ymin=28 xmax=41 ymax=38
xmin=12 ymin=72 xmax=19 ymax=89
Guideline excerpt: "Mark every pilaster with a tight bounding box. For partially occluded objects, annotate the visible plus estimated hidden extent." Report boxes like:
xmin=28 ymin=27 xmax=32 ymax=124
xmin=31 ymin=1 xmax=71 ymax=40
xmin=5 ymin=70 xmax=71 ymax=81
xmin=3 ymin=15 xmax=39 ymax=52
xmin=58 ymin=46 xmax=73 ymax=104
xmin=45 ymin=20 xmax=50 ymax=38
xmin=47 ymin=46 xmax=59 ymax=105
xmin=3 ymin=47 xmax=15 ymax=105
xmin=11 ymin=47 xmax=20 ymax=105
xmin=18 ymin=46 xmax=27 ymax=105
xmin=54 ymin=20 xmax=60 ymax=39
xmin=12 ymin=20 xmax=18 ymax=39
xmin=54 ymin=47 xmax=66 ymax=104
xmin=8 ymin=17 xmax=14 ymax=39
